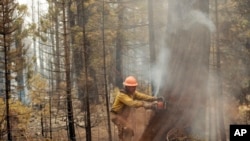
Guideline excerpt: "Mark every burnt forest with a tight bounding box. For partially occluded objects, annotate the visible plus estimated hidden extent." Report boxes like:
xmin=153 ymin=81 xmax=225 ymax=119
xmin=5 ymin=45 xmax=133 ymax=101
xmin=0 ymin=0 xmax=250 ymax=141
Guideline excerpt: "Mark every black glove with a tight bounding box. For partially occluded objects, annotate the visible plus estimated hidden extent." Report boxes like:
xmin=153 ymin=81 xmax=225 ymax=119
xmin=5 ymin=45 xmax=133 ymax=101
xmin=156 ymin=97 xmax=164 ymax=102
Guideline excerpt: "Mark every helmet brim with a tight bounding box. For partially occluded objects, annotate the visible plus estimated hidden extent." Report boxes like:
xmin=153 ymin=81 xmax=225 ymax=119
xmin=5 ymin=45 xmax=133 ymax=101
xmin=123 ymin=82 xmax=138 ymax=86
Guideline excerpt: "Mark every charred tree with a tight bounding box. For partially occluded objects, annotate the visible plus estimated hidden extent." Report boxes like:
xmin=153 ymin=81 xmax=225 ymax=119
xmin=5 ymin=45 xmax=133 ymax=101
xmin=140 ymin=1 xmax=210 ymax=140
xmin=54 ymin=0 xmax=62 ymax=91
xmin=74 ymin=0 xmax=84 ymax=83
xmin=76 ymin=0 xmax=99 ymax=105
xmin=102 ymin=0 xmax=112 ymax=139
xmin=2 ymin=2 xmax=12 ymax=140
xmin=62 ymin=0 xmax=76 ymax=140
xmin=115 ymin=0 xmax=124 ymax=88
xmin=80 ymin=0 xmax=92 ymax=140
xmin=0 ymin=0 xmax=22 ymax=140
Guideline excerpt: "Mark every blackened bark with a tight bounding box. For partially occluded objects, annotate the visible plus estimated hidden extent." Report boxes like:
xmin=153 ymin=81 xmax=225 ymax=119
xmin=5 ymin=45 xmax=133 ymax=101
xmin=115 ymin=0 xmax=124 ymax=88
xmin=62 ymin=1 xmax=76 ymax=140
xmin=140 ymin=1 xmax=210 ymax=140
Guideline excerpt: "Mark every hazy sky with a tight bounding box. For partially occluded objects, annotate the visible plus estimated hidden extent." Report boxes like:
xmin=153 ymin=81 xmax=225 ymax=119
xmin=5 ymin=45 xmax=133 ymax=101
xmin=17 ymin=0 xmax=48 ymax=23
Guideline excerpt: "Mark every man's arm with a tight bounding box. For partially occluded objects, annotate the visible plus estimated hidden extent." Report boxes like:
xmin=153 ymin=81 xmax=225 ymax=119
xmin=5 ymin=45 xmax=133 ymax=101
xmin=118 ymin=93 xmax=144 ymax=108
xmin=134 ymin=91 xmax=157 ymax=102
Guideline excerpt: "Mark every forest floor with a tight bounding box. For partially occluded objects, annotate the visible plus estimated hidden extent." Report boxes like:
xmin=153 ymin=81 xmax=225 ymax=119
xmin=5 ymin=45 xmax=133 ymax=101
xmin=25 ymin=106 xmax=154 ymax=141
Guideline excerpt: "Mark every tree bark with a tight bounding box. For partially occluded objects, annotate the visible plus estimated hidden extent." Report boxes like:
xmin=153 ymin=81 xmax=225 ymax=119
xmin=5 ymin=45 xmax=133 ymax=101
xmin=140 ymin=1 xmax=210 ymax=140
xmin=115 ymin=0 xmax=124 ymax=88
xmin=62 ymin=0 xmax=76 ymax=140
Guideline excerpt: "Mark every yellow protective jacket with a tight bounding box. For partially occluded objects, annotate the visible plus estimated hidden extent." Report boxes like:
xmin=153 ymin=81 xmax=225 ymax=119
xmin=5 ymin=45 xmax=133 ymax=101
xmin=111 ymin=90 xmax=156 ymax=114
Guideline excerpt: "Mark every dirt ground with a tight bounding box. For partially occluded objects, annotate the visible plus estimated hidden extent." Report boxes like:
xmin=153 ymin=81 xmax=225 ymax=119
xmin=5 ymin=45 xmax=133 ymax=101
xmin=80 ymin=107 xmax=154 ymax=141
xmin=90 ymin=107 xmax=154 ymax=141
xmin=25 ymin=106 xmax=154 ymax=141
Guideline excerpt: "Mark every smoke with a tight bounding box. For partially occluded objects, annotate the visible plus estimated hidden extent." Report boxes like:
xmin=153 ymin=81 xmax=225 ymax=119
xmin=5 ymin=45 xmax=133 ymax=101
xmin=185 ymin=10 xmax=215 ymax=32
xmin=167 ymin=1 xmax=215 ymax=34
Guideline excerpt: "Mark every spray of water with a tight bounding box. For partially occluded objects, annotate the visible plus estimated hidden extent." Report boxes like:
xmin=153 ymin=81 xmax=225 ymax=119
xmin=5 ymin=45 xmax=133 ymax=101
xmin=151 ymin=47 xmax=170 ymax=96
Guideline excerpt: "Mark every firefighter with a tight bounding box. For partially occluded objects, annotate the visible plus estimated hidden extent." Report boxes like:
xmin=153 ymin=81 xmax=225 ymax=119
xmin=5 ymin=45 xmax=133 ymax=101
xmin=110 ymin=76 xmax=162 ymax=141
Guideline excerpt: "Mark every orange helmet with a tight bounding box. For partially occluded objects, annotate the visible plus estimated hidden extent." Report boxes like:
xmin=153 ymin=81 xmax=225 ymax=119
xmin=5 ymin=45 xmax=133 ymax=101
xmin=123 ymin=76 xmax=138 ymax=86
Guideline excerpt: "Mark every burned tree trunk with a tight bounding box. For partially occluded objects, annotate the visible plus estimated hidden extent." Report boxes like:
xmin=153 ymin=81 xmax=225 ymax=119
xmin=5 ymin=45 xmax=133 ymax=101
xmin=1 ymin=0 xmax=21 ymax=140
xmin=62 ymin=0 xmax=76 ymax=140
xmin=140 ymin=1 xmax=210 ymax=140
xmin=115 ymin=0 xmax=124 ymax=89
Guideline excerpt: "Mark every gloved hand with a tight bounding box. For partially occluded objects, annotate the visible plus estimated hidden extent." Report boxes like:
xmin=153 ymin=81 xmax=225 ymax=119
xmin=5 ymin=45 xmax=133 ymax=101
xmin=155 ymin=96 xmax=164 ymax=102
xmin=143 ymin=101 xmax=158 ymax=109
